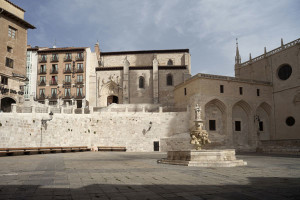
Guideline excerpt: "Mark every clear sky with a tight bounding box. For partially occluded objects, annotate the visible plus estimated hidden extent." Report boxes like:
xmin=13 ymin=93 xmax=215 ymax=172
xmin=10 ymin=0 xmax=300 ymax=76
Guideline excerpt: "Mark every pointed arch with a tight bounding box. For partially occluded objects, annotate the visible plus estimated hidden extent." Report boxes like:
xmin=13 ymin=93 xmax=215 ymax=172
xmin=233 ymin=100 xmax=252 ymax=115
xmin=205 ymin=98 xmax=226 ymax=114
xmin=139 ymin=76 xmax=145 ymax=88
xmin=166 ymin=73 xmax=173 ymax=86
xmin=256 ymin=102 xmax=272 ymax=116
xmin=167 ymin=59 xmax=173 ymax=65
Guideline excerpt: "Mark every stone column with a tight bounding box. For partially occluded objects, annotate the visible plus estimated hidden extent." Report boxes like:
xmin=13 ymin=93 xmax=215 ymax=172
xmin=226 ymin=104 xmax=234 ymax=146
xmin=153 ymin=56 xmax=159 ymax=104
xmin=11 ymin=104 xmax=17 ymax=113
xmin=72 ymin=107 xmax=75 ymax=114
xmin=31 ymin=105 xmax=35 ymax=114
xmin=61 ymin=106 xmax=64 ymax=114
xmin=123 ymin=57 xmax=130 ymax=104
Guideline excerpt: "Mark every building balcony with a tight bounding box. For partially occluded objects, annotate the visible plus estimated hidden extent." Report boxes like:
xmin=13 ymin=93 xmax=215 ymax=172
xmin=49 ymin=94 xmax=58 ymax=99
xmin=39 ymin=58 xmax=47 ymax=63
xmin=49 ymin=80 xmax=58 ymax=85
xmin=37 ymin=94 xmax=46 ymax=100
xmin=38 ymin=81 xmax=46 ymax=86
xmin=64 ymin=56 xmax=72 ymax=62
xmin=63 ymin=80 xmax=71 ymax=85
xmin=63 ymin=68 xmax=72 ymax=73
xmin=76 ymin=68 xmax=84 ymax=73
xmin=75 ymin=55 xmax=84 ymax=61
xmin=63 ymin=94 xmax=72 ymax=99
xmin=50 ymin=69 xmax=58 ymax=74
xmin=75 ymin=79 xmax=84 ymax=84
xmin=50 ymin=57 xmax=59 ymax=62
xmin=39 ymin=71 xmax=47 ymax=75
xmin=75 ymin=94 xmax=85 ymax=99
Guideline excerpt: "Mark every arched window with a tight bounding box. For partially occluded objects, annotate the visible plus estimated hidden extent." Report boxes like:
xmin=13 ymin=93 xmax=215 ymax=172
xmin=167 ymin=59 xmax=173 ymax=65
xmin=139 ymin=76 xmax=145 ymax=88
xmin=166 ymin=74 xmax=173 ymax=86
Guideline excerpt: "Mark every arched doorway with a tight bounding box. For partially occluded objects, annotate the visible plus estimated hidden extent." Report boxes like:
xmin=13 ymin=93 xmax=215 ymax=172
xmin=1 ymin=97 xmax=16 ymax=112
xmin=107 ymin=95 xmax=118 ymax=106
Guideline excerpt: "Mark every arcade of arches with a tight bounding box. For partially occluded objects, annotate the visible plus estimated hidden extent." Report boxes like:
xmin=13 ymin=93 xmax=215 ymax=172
xmin=0 ymin=97 xmax=16 ymax=112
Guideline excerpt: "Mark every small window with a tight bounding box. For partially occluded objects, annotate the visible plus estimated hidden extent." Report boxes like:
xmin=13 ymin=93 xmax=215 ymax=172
xmin=220 ymin=85 xmax=224 ymax=93
xmin=184 ymin=88 xmax=187 ymax=96
xmin=139 ymin=76 xmax=144 ymax=88
xmin=1 ymin=76 xmax=8 ymax=85
xmin=209 ymin=120 xmax=216 ymax=131
xmin=154 ymin=141 xmax=159 ymax=151
xmin=167 ymin=59 xmax=173 ymax=65
xmin=286 ymin=116 xmax=295 ymax=126
xmin=235 ymin=121 xmax=241 ymax=131
xmin=8 ymin=26 xmax=17 ymax=39
xmin=257 ymin=89 xmax=260 ymax=96
xmin=167 ymin=74 xmax=173 ymax=86
xmin=239 ymin=87 xmax=243 ymax=95
xmin=7 ymin=46 xmax=12 ymax=53
xmin=259 ymin=121 xmax=263 ymax=131
xmin=5 ymin=57 xmax=14 ymax=68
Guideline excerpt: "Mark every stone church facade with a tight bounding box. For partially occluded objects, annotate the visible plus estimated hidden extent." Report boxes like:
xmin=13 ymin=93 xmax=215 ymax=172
xmin=88 ymin=43 xmax=191 ymax=108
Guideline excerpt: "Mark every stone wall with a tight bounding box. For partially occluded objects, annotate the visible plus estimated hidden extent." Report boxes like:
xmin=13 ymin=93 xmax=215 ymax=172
xmin=0 ymin=111 xmax=189 ymax=152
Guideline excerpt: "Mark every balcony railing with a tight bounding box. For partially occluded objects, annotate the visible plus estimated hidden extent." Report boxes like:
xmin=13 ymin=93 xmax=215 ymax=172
xmin=63 ymin=80 xmax=71 ymax=85
xmin=39 ymin=70 xmax=47 ymax=75
xmin=64 ymin=56 xmax=72 ymax=62
xmin=75 ymin=94 xmax=85 ymax=99
xmin=63 ymin=68 xmax=72 ymax=73
xmin=49 ymin=94 xmax=58 ymax=99
xmin=75 ymin=79 xmax=84 ymax=84
xmin=39 ymin=57 xmax=47 ymax=63
xmin=50 ymin=56 xmax=59 ymax=62
xmin=50 ymin=69 xmax=58 ymax=74
xmin=63 ymin=94 xmax=72 ymax=99
xmin=76 ymin=68 xmax=84 ymax=73
xmin=37 ymin=94 xmax=45 ymax=100
xmin=75 ymin=55 xmax=84 ymax=61
xmin=38 ymin=81 xmax=46 ymax=86
xmin=49 ymin=80 xmax=58 ymax=85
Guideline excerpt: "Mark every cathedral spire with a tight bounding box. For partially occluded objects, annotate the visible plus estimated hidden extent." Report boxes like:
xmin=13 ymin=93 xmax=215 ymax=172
xmin=235 ymin=38 xmax=241 ymax=66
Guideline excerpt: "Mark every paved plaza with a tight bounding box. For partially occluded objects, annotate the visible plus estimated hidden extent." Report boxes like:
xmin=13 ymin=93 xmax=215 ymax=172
xmin=0 ymin=152 xmax=299 ymax=200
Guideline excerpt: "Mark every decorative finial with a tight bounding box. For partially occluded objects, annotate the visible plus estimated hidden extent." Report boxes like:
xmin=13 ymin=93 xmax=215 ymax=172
xmin=249 ymin=53 xmax=252 ymax=60
xmin=53 ymin=39 xmax=56 ymax=48
xmin=264 ymin=47 xmax=267 ymax=55
xmin=281 ymin=38 xmax=284 ymax=47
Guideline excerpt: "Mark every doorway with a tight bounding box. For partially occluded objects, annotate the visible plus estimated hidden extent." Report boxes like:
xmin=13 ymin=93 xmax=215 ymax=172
xmin=0 ymin=97 xmax=16 ymax=112
xmin=153 ymin=141 xmax=159 ymax=151
xmin=107 ymin=95 xmax=118 ymax=106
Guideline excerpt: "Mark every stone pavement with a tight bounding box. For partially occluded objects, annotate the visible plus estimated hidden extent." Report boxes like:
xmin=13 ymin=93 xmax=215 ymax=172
xmin=0 ymin=152 xmax=299 ymax=200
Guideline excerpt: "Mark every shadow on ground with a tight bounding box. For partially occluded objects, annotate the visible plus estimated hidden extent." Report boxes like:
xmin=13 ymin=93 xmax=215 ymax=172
xmin=0 ymin=177 xmax=299 ymax=200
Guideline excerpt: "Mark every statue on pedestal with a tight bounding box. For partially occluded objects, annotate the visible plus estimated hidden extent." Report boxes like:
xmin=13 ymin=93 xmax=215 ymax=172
xmin=190 ymin=104 xmax=211 ymax=150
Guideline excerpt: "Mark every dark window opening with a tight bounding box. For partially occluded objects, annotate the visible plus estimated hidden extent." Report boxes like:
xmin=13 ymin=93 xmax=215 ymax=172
xmin=167 ymin=74 xmax=173 ymax=86
xmin=220 ymin=85 xmax=224 ymax=93
xmin=7 ymin=46 xmax=12 ymax=53
xmin=239 ymin=87 xmax=243 ymax=95
xmin=5 ymin=57 xmax=13 ymax=68
xmin=209 ymin=120 xmax=216 ymax=131
xmin=107 ymin=95 xmax=118 ymax=106
xmin=286 ymin=116 xmax=295 ymax=126
xmin=278 ymin=64 xmax=292 ymax=80
xmin=167 ymin=59 xmax=173 ymax=65
xmin=259 ymin=121 xmax=263 ymax=131
xmin=257 ymin=89 xmax=260 ymax=96
xmin=139 ymin=76 xmax=144 ymax=88
xmin=184 ymin=88 xmax=187 ymax=96
xmin=154 ymin=141 xmax=159 ymax=151
xmin=1 ymin=76 xmax=8 ymax=85
xmin=235 ymin=121 xmax=241 ymax=131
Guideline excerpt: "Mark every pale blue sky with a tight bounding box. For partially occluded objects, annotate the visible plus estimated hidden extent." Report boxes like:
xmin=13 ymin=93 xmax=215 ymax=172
xmin=11 ymin=0 xmax=300 ymax=76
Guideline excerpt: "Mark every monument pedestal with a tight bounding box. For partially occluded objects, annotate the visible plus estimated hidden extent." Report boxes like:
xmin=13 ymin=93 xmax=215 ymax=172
xmin=160 ymin=149 xmax=247 ymax=167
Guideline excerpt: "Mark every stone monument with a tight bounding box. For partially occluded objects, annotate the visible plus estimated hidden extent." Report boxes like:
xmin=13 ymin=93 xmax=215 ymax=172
xmin=159 ymin=104 xmax=247 ymax=167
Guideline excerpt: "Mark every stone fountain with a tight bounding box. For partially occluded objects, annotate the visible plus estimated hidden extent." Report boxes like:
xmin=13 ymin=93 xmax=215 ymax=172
xmin=159 ymin=104 xmax=247 ymax=167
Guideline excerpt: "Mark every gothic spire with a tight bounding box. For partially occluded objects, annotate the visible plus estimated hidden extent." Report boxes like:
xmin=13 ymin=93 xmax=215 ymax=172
xmin=235 ymin=38 xmax=241 ymax=65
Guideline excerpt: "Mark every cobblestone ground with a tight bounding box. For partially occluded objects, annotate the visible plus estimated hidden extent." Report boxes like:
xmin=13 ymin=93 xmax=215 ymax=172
xmin=0 ymin=152 xmax=299 ymax=200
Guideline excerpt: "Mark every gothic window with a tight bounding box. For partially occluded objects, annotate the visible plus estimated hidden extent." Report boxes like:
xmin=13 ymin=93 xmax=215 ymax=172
xmin=166 ymin=74 xmax=173 ymax=86
xmin=167 ymin=59 xmax=173 ymax=65
xmin=139 ymin=76 xmax=144 ymax=88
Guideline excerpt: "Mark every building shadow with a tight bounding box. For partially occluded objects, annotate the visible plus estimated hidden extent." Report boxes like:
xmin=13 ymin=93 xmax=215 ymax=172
xmin=0 ymin=177 xmax=299 ymax=199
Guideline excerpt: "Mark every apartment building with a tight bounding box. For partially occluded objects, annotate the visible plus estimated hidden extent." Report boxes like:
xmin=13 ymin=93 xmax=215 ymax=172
xmin=36 ymin=47 xmax=91 ymax=108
